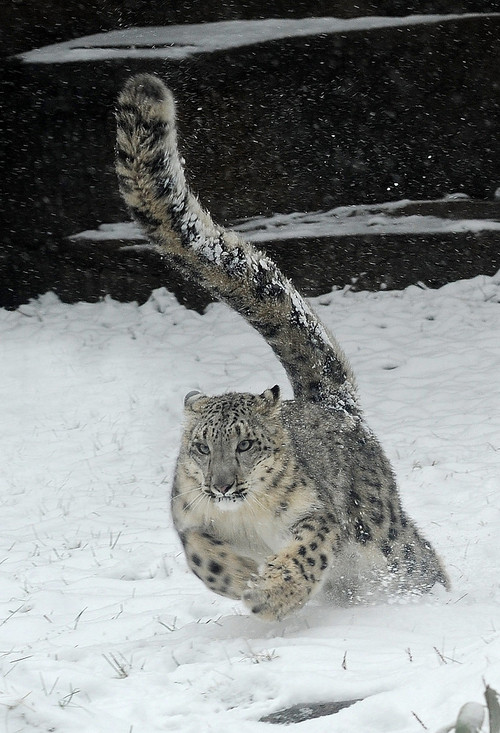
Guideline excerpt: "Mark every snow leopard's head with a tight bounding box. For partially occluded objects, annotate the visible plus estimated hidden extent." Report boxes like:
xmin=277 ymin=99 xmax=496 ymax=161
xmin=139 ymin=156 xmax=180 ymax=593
xmin=179 ymin=386 xmax=285 ymax=510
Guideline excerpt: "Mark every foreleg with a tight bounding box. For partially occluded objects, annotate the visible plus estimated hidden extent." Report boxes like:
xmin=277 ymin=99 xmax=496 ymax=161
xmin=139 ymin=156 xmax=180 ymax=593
xmin=242 ymin=514 xmax=340 ymax=621
xmin=179 ymin=528 xmax=258 ymax=600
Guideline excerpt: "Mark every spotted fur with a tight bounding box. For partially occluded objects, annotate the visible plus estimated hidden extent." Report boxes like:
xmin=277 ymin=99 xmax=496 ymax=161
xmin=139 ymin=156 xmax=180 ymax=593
xmin=116 ymin=74 xmax=449 ymax=620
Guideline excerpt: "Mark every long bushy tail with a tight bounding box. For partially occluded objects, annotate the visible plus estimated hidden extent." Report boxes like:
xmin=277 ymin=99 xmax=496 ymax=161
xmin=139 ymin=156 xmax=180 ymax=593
xmin=116 ymin=73 xmax=357 ymax=410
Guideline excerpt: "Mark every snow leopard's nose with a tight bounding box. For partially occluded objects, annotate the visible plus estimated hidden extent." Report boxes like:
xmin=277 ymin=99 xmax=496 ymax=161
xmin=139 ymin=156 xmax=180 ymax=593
xmin=213 ymin=480 xmax=235 ymax=495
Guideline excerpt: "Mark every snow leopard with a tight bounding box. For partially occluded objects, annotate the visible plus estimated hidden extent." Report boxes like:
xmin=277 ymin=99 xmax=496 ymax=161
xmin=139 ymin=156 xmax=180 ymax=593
xmin=115 ymin=74 xmax=449 ymax=620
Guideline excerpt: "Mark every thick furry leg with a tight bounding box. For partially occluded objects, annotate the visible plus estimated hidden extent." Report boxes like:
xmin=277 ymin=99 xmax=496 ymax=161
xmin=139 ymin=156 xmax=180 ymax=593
xmin=243 ymin=515 xmax=337 ymax=620
xmin=179 ymin=528 xmax=258 ymax=600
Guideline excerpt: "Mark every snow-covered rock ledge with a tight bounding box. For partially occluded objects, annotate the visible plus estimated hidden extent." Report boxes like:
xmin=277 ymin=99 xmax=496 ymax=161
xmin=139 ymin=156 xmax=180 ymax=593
xmin=61 ymin=198 xmax=500 ymax=308
xmin=17 ymin=15 xmax=499 ymax=64
xmin=70 ymin=198 xmax=500 ymax=245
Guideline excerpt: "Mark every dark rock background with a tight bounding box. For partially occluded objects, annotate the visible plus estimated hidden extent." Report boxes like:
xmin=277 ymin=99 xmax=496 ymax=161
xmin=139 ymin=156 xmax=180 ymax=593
xmin=1 ymin=4 xmax=500 ymax=308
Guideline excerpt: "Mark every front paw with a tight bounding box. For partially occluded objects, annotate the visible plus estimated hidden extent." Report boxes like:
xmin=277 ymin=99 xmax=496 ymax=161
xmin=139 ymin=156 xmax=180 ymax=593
xmin=242 ymin=585 xmax=286 ymax=621
xmin=241 ymin=583 xmax=278 ymax=620
xmin=242 ymin=564 xmax=309 ymax=621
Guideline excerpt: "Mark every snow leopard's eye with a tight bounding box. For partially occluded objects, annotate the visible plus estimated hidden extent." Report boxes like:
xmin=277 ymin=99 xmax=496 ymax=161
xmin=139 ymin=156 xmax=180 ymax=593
xmin=237 ymin=439 xmax=253 ymax=453
xmin=195 ymin=442 xmax=210 ymax=455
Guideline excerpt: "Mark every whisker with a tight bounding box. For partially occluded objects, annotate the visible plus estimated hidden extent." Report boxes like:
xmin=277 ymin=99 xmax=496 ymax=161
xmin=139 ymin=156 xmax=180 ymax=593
xmin=172 ymin=487 xmax=204 ymax=499
xmin=202 ymin=495 xmax=213 ymax=523
xmin=246 ymin=492 xmax=267 ymax=513
xmin=185 ymin=492 xmax=207 ymax=512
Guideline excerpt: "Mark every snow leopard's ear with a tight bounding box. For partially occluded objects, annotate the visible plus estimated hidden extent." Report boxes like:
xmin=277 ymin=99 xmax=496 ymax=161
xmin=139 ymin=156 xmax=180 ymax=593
xmin=184 ymin=390 xmax=204 ymax=411
xmin=259 ymin=385 xmax=281 ymax=412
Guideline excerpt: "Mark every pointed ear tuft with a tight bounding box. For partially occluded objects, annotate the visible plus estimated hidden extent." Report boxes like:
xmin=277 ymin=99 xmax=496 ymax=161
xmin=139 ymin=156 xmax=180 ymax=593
xmin=184 ymin=390 xmax=204 ymax=409
xmin=270 ymin=384 xmax=280 ymax=402
xmin=259 ymin=385 xmax=281 ymax=409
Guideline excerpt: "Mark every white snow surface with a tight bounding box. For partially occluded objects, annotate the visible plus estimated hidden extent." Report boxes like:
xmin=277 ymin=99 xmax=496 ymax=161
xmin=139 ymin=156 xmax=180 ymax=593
xmin=1 ymin=272 xmax=500 ymax=731
xmin=17 ymin=14 xmax=499 ymax=64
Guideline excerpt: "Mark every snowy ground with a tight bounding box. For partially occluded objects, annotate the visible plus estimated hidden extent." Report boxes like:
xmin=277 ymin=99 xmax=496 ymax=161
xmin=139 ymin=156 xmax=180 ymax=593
xmin=1 ymin=267 xmax=499 ymax=732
